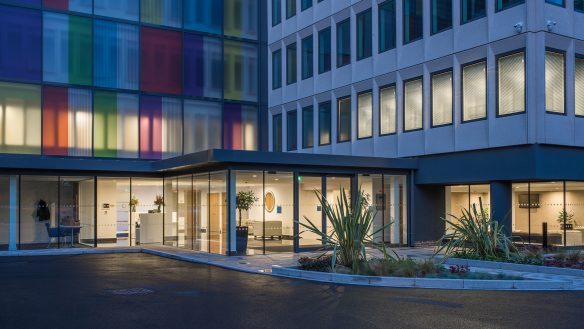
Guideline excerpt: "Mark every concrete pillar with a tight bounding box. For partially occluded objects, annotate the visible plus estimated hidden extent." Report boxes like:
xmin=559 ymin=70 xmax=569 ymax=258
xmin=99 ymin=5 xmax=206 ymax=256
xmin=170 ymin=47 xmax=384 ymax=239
xmin=9 ymin=175 xmax=17 ymax=251
xmin=411 ymin=184 xmax=445 ymax=244
xmin=228 ymin=171 xmax=237 ymax=255
xmin=490 ymin=181 xmax=513 ymax=237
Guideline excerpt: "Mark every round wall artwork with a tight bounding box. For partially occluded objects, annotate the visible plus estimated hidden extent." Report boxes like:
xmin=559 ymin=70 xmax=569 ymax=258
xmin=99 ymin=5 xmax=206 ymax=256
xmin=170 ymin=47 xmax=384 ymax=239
xmin=265 ymin=191 xmax=275 ymax=212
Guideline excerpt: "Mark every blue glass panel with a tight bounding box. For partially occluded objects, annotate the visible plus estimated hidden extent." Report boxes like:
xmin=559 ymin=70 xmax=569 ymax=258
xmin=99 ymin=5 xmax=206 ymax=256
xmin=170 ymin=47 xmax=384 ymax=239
xmin=94 ymin=0 xmax=139 ymax=21
xmin=184 ymin=0 xmax=222 ymax=34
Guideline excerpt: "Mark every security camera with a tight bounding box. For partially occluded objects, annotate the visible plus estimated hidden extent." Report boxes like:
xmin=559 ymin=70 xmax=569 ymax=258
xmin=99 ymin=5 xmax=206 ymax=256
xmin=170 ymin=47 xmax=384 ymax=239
xmin=547 ymin=20 xmax=557 ymax=32
xmin=514 ymin=22 xmax=523 ymax=33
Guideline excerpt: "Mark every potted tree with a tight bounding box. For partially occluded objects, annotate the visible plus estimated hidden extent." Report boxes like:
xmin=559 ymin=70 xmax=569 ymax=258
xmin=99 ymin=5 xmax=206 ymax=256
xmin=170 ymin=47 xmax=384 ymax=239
xmin=557 ymin=210 xmax=575 ymax=230
xmin=236 ymin=190 xmax=258 ymax=255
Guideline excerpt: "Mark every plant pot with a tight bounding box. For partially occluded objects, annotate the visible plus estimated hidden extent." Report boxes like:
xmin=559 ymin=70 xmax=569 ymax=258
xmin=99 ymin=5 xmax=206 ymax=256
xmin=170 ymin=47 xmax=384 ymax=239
xmin=236 ymin=226 xmax=249 ymax=255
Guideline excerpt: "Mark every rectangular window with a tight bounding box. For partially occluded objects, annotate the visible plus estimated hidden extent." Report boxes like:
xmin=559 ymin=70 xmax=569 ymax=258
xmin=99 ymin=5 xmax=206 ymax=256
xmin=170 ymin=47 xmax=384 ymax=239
xmin=44 ymin=0 xmax=92 ymax=13
xmin=403 ymin=0 xmax=423 ymax=44
xmin=141 ymin=0 xmax=182 ymax=28
xmin=545 ymin=50 xmax=565 ymax=114
xmin=301 ymin=36 xmax=314 ymax=80
xmin=224 ymin=0 xmax=258 ymax=40
xmin=301 ymin=0 xmax=312 ymax=11
xmin=461 ymin=0 xmax=486 ymax=24
xmin=0 ymin=82 xmax=41 ymax=155
xmin=273 ymin=113 xmax=282 ymax=152
xmin=358 ymin=92 xmax=373 ymax=139
xmin=42 ymin=86 xmax=92 ymax=157
xmin=224 ymin=40 xmax=258 ymax=102
xmin=379 ymin=0 xmax=396 ymax=53
xmin=496 ymin=0 xmax=525 ymax=11
xmin=431 ymin=0 xmax=452 ymax=34
xmin=380 ymin=85 xmax=397 ymax=135
xmin=404 ymin=78 xmax=423 ymax=131
xmin=302 ymin=105 xmax=314 ymax=148
xmin=576 ymin=57 xmax=584 ymax=116
xmin=462 ymin=60 xmax=487 ymax=122
xmin=183 ymin=34 xmax=222 ymax=99
xmin=286 ymin=43 xmax=297 ymax=85
xmin=223 ymin=103 xmax=258 ymax=150
xmin=94 ymin=19 xmax=139 ymax=90
xmin=287 ymin=110 xmax=297 ymax=151
xmin=43 ymin=12 xmax=92 ymax=86
xmin=337 ymin=97 xmax=351 ymax=142
xmin=94 ymin=0 xmax=139 ymax=21
xmin=546 ymin=0 xmax=564 ymax=7
xmin=272 ymin=0 xmax=281 ymax=26
xmin=318 ymin=27 xmax=331 ymax=73
xmin=497 ymin=51 xmax=525 ymax=116
xmin=431 ymin=70 xmax=453 ymax=126
xmin=357 ymin=9 xmax=372 ymax=60
xmin=184 ymin=0 xmax=222 ymax=34
xmin=140 ymin=95 xmax=182 ymax=160
xmin=577 ymin=0 xmax=584 ymax=12
xmin=141 ymin=27 xmax=182 ymax=95
xmin=318 ymin=101 xmax=331 ymax=145
xmin=272 ymin=49 xmax=282 ymax=89
xmin=93 ymin=91 xmax=138 ymax=158
xmin=336 ymin=19 xmax=351 ymax=67
xmin=286 ymin=0 xmax=296 ymax=18
xmin=183 ymin=100 xmax=221 ymax=154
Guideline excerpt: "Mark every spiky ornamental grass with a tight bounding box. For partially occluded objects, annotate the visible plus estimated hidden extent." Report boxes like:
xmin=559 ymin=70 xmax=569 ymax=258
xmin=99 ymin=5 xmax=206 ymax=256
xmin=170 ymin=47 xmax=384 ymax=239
xmin=436 ymin=198 xmax=516 ymax=261
xmin=298 ymin=188 xmax=397 ymax=274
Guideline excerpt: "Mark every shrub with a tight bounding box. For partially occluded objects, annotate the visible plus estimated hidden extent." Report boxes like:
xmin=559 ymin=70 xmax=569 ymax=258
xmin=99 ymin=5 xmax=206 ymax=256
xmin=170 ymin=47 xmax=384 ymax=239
xmin=298 ymin=256 xmax=332 ymax=272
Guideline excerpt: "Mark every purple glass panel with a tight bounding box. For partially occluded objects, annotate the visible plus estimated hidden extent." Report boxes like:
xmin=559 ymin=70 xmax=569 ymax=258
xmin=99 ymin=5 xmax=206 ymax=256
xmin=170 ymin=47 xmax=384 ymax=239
xmin=223 ymin=103 xmax=242 ymax=150
xmin=0 ymin=5 xmax=42 ymax=82
xmin=140 ymin=95 xmax=163 ymax=160
xmin=183 ymin=34 xmax=204 ymax=97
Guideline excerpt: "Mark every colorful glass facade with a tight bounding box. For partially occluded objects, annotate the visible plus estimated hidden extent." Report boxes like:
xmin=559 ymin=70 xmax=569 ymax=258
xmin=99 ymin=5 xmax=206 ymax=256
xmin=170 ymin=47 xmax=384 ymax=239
xmin=0 ymin=0 xmax=261 ymax=159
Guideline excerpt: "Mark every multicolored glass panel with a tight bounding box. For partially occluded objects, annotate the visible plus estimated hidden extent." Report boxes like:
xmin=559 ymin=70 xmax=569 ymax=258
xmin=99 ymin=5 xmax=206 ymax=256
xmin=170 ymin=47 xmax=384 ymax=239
xmin=93 ymin=91 xmax=139 ymax=158
xmin=141 ymin=0 xmax=182 ymax=28
xmin=139 ymin=96 xmax=182 ymax=160
xmin=43 ymin=0 xmax=92 ymax=13
xmin=184 ymin=34 xmax=222 ymax=99
xmin=223 ymin=103 xmax=258 ymax=151
xmin=0 ymin=82 xmax=41 ymax=155
xmin=140 ymin=27 xmax=182 ymax=95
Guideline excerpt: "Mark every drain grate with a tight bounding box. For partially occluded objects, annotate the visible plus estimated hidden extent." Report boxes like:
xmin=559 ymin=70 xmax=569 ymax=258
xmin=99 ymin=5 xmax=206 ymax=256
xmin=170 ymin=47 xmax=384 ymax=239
xmin=109 ymin=288 xmax=154 ymax=296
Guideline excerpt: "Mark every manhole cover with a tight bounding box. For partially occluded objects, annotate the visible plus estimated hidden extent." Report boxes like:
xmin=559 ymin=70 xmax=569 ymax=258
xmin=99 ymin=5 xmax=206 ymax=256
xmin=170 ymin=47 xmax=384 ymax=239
xmin=109 ymin=288 xmax=154 ymax=296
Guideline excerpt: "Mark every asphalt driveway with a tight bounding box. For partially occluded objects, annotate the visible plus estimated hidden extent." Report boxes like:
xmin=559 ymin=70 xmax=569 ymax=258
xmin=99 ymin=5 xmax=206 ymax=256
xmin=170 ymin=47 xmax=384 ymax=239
xmin=0 ymin=253 xmax=582 ymax=329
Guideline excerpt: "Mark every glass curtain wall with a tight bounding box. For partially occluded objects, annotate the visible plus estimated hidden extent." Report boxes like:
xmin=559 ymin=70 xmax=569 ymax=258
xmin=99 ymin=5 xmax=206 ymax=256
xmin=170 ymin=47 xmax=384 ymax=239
xmin=19 ymin=176 xmax=58 ymax=249
xmin=298 ymin=175 xmax=323 ymax=248
xmin=209 ymin=171 xmax=228 ymax=254
xmin=194 ymin=173 xmax=209 ymax=252
xmin=60 ymin=176 xmax=95 ymax=247
xmin=97 ymin=178 xmax=130 ymax=247
xmin=131 ymin=178 xmax=163 ymax=246
xmin=0 ymin=176 xmax=18 ymax=251
xmin=445 ymin=184 xmax=490 ymax=233
xmin=235 ymin=171 xmax=264 ymax=255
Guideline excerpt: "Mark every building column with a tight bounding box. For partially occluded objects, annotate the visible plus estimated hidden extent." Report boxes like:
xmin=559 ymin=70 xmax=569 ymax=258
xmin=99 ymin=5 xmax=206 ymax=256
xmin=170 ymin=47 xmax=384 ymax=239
xmin=410 ymin=184 xmax=445 ymax=245
xmin=490 ymin=181 xmax=513 ymax=237
xmin=9 ymin=176 xmax=17 ymax=251
xmin=228 ymin=171 xmax=237 ymax=255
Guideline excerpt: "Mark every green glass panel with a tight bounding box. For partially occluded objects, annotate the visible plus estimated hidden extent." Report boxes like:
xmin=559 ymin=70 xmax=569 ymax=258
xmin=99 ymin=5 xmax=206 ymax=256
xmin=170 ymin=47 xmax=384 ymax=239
xmin=68 ymin=15 xmax=92 ymax=86
xmin=0 ymin=82 xmax=41 ymax=155
xmin=93 ymin=91 xmax=118 ymax=158
xmin=141 ymin=0 xmax=162 ymax=25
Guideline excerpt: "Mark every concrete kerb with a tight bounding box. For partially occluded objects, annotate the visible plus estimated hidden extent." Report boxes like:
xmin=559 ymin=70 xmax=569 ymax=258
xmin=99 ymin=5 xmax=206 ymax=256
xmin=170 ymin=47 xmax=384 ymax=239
xmin=445 ymin=258 xmax=584 ymax=278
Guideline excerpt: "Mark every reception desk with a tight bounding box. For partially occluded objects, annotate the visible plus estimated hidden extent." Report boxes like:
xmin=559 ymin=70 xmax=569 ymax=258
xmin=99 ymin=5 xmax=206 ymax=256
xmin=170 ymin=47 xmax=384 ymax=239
xmin=138 ymin=213 xmax=163 ymax=244
xmin=548 ymin=230 xmax=583 ymax=246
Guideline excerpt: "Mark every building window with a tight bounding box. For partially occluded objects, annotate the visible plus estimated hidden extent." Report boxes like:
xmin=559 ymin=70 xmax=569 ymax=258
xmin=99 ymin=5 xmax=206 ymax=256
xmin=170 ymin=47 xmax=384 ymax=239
xmin=319 ymin=101 xmax=331 ymax=145
xmin=356 ymin=9 xmax=372 ymax=60
xmin=272 ymin=49 xmax=282 ymax=89
xmin=93 ymin=91 xmax=139 ymax=158
xmin=462 ymin=60 xmax=487 ymax=122
xmin=576 ymin=57 xmax=584 ymax=116
xmin=302 ymin=105 xmax=314 ymax=148
xmin=141 ymin=0 xmax=182 ymax=28
xmin=0 ymin=82 xmax=41 ymax=155
xmin=403 ymin=0 xmax=423 ymax=44
xmin=183 ymin=35 xmax=222 ymax=99
xmin=404 ymin=78 xmax=423 ymax=131
xmin=496 ymin=0 xmax=525 ymax=11
xmin=141 ymin=27 xmax=182 ymax=95
xmin=497 ymin=51 xmax=525 ymax=116
xmin=577 ymin=0 xmax=584 ymax=12
xmin=380 ymin=85 xmax=397 ymax=135
xmin=287 ymin=110 xmax=297 ymax=151
xmin=358 ymin=91 xmax=373 ymax=139
xmin=224 ymin=40 xmax=259 ymax=102
xmin=94 ymin=0 xmax=139 ymax=21
xmin=545 ymin=50 xmax=565 ymax=114
xmin=139 ymin=95 xmax=182 ymax=160
xmin=431 ymin=71 xmax=453 ymax=127
xmin=223 ymin=103 xmax=258 ymax=151
xmin=461 ymin=0 xmax=486 ymax=24
xmin=286 ymin=0 xmax=296 ymax=19
xmin=431 ymin=0 xmax=451 ymax=34
xmin=184 ymin=100 xmax=221 ymax=154
xmin=318 ymin=27 xmax=331 ymax=73
xmin=546 ymin=0 xmax=564 ymax=7
xmin=301 ymin=0 xmax=313 ymax=11
xmin=224 ymin=0 xmax=258 ymax=40
xmin=286 ymin=43 xmax=297 ymax=85
xmin=302 ymin=35 xmax=313 ymax=79
xmin=337 ymin=96 xmax=351 ymax=143
xmin=272 ymin=0 xmax=281 ymax=26
xmin=184 ymin=0 xmax=222 ymax=34
xmin=273 ymin=114 xmax=282 ymax=152
xmin=379 ymin=0 xmax=396 ymax=53
xmin=336 ymin=19 xmax=351 ymax=67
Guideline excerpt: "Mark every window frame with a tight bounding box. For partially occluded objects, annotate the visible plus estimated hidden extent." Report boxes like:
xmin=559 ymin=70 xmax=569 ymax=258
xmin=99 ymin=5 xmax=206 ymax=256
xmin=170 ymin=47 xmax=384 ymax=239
xmin=356 ymin=8 xmax=372 ymax=61
xmin=575 ymin=54 xmax=584 ymax=118
xmin=545 ymin=0 xmax=565 ymax=8
xmin=460 ymin=58 xmax=488 ymax=124
xmin=378 ymin=0 xmax=396 ymax=53
xmin=336 ymin=95 xmax=352 ymax=143
xmin=272 ymin=113 xmax=283 ymax=152
xmin=286 ymin=0 xmax=297 ymax=19
xmin=336 ymin=18 xmax=351 ymax=68
xmin=576 ymin=0 xmax=584 ymax=13
xmin=356 ymin=89 xmax=373 ymax=140
xmin=403 ymin=76 xmax=424 ymax=132
xmin=301 ymin=35 xmax=314 ymax=80
xmin=318 ymin=100 xmax=332 ymax=146
xmin=495 ymin=49 xmax=526 ymax=118
xmin=287 ymin=109 xmax=298 ymax=151
xmin=379 ymin=83 xmax=397 ymax=136
xmin=318 ymin=27 xmax=331 ymax=74
xmin=403 ymin=0 xmax=424 ymax=45
xmin=302 ymin=105 xmax=314 ymax=148
xmin=272 ymin=0 xmax=282 ymax=26
xmin=301 ymin=0 xmax=313 ymax=11
xmin=430 ymin=68 xmax=454 ymax=128
xmin=460 ymin=0 xmax=487 ymax=25
xmin=545 ymin=48 xmax=567 ymax=116
xmin=430 ymin=0 xmax=453 ymax=35
xmin=272 ymin=49 xmax=282 ymax=90
xmin=495 ymin=0 xmax=525 ymax=12
xmin=286 ymin=42 xmax=297 ymax=85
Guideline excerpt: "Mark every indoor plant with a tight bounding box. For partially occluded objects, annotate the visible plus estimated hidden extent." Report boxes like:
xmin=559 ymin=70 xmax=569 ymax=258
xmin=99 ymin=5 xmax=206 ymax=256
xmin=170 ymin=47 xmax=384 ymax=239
xmin=130 ymin=195 xmax=138 ymax=212
xmin=235 ymin=190 xmax=259 ymax=254
xmin=154 ymin=194 xmax=164 ymax=213
xmin=557 ymin=210 xmax=575 ymax=229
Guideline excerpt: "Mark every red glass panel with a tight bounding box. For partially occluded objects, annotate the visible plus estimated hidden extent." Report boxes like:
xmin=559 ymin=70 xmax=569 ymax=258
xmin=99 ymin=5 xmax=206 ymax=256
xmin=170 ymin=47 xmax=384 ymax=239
xmin=140 ymin=27 xmax=182 ymax=95
xmin=42 ymin=86 xmax=69 ymax=156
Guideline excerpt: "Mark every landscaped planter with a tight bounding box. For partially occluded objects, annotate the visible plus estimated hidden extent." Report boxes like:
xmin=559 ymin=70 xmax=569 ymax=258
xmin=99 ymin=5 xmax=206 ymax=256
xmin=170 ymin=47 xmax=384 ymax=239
xmin=444 ymin=258 xmax=584 ymax=278
xmin=271 ymin=266 xmax=573 ymax=290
